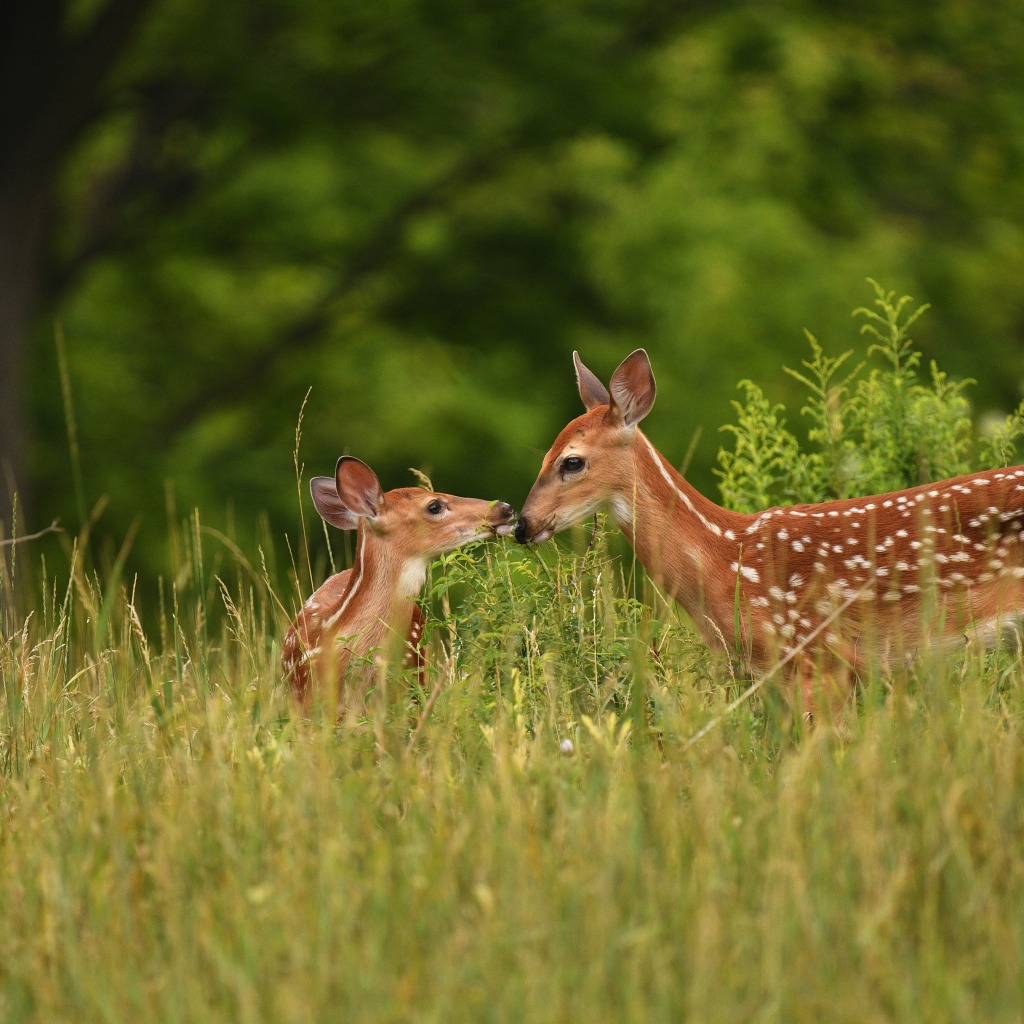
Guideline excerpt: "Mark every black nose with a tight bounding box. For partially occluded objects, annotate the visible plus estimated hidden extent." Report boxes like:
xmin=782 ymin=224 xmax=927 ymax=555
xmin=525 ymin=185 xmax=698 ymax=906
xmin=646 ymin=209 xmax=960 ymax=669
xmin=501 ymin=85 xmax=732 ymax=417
xmin=496 ymin=501 xmax=514 ymax=521
xmin=514 ymin=517 xmax=530 ymax=544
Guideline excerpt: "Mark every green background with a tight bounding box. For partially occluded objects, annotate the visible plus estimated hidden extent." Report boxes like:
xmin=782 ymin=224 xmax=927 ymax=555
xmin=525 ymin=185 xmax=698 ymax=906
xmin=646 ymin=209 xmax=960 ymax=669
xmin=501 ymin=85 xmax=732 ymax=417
xmin=10 ymin=0 xmax=1024 ymax=584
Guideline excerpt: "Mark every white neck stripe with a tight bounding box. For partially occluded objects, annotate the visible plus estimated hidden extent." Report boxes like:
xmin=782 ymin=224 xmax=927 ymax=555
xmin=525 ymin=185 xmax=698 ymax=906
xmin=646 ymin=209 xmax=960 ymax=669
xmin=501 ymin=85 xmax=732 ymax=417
xmin=325 ymin=530 xmax=365 ymax=629
xmin=640 ymin=434 xmax=723 ymax=537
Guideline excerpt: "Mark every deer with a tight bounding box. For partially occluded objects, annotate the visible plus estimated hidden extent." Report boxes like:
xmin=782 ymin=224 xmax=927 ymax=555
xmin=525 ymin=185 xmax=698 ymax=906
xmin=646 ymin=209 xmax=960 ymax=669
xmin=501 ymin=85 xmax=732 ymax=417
xmin=513 ymin=348 xmax=1024 ymax=720
xmin=284 ymin=456 xmax=515 ymax=717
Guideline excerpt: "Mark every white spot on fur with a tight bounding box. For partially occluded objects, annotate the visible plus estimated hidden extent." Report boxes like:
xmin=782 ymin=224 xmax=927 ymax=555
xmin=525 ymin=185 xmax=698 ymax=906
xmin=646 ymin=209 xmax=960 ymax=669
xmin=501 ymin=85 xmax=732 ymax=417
xmin=730 ymin=563 xmax=761 ymax=584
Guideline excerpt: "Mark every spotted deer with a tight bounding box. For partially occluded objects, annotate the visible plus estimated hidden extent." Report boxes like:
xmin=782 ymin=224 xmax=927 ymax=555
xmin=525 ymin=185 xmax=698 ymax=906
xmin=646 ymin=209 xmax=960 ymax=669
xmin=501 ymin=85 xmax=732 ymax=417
xmin=514 ymin=349 xmax=1024 ymax=718
xmin=284 ymin=456 xmax=515 ymax=716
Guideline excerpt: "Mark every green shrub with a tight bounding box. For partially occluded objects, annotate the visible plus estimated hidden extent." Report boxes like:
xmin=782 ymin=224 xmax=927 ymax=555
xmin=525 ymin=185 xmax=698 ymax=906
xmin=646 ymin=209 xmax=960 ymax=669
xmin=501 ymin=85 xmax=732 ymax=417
xmin=717 ymin=280 xmax=1024 ymax=512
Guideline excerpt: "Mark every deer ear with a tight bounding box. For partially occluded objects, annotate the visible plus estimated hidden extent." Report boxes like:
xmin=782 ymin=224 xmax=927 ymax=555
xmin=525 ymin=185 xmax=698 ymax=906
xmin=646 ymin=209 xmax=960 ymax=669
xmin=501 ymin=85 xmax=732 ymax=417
xmin=335 ymin=456 xmax=385 ymax=519
xmin=574 ymin=351 xmax=610 ymax=411
xmin=310 ymin=476 xmax=360 ymax=530
xmin=608 ymin=349 xmax=656 ymax=428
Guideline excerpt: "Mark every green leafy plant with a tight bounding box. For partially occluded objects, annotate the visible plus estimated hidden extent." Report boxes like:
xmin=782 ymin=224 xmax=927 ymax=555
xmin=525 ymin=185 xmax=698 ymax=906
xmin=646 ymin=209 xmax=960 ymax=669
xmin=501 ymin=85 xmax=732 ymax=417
xmin=716 ymin=281 xmax=1012 ymax=511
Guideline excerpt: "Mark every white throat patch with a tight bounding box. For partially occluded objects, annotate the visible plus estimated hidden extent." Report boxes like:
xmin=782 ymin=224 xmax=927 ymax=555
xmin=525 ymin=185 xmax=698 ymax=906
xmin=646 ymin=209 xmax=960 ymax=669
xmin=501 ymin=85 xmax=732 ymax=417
xmin=397 ymin=557 xmax=429 ymax=599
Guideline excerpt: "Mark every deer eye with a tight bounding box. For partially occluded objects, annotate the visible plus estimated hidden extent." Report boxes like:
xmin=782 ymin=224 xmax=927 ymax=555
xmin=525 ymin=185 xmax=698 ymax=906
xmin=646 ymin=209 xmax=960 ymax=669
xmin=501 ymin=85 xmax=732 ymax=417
xmin=427 ymin=499 xmax=444 ymax=515
xmin=561 ymin=456 xmax=585 ymax=475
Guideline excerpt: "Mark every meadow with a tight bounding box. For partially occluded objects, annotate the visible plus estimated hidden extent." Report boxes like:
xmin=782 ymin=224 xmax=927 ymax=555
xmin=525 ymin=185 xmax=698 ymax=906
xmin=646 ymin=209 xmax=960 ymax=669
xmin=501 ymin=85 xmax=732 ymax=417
xmin=4 ymin=517 xmax=1024 ymax=1024
xmin=4 ymin=293 xmax=1024 ymax=1022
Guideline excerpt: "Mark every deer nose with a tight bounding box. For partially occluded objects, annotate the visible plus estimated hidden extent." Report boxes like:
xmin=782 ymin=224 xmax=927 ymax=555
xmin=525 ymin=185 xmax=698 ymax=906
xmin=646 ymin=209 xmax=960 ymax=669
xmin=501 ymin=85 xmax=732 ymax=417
xmin=495 ymin=501 xmax=515 ymax=522
xmin=514 ymin=516 xmax=531 ymax=544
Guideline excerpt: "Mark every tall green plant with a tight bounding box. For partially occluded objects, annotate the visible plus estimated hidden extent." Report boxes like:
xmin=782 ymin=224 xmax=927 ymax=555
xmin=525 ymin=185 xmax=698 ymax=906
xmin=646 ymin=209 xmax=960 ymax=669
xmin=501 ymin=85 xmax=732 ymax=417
xmin=716 ymin=281 xmax=1018 ymax=511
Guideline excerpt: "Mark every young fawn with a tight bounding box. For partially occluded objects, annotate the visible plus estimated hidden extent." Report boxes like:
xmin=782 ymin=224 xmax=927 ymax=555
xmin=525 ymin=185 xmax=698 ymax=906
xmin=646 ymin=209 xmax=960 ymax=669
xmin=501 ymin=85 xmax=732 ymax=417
xmin=514 ymin=349 xmax=1024 ymax=718
xmin=284 ymin=456 xmax=514 ymax=716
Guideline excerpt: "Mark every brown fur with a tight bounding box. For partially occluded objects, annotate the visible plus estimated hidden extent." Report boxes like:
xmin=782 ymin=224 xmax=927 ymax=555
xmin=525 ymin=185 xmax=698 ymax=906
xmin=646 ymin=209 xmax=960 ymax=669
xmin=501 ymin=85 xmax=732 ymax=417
xmin=282 ymin=565 xmax=427 ymax=712
xmin=517 ymin=351 xmax=1024 ymax=719
xmin=285 ymin=465 xmax=513 ymax=719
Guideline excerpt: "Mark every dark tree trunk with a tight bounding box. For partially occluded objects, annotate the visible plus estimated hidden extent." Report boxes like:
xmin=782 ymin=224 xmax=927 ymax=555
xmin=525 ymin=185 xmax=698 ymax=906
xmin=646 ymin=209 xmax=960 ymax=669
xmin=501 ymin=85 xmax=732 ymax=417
xmin=0 ymin=0 xmax=153 ymax=531
xmin=0 ymin=170 xmax=50 ymax=534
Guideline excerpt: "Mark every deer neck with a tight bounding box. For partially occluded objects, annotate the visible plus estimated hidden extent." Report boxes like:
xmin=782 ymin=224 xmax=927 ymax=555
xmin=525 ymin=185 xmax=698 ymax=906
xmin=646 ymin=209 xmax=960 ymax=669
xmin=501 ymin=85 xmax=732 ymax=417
xmin=325 ymin=525 xmax=427 ymax=655
xmin=608 ymin=431 xmax=750 ymax=638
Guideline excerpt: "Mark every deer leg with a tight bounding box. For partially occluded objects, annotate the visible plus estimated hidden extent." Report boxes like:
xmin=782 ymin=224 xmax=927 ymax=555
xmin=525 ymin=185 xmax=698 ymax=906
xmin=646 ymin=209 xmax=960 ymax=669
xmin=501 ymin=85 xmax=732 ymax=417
xmin=794 ymin=658 xmax=856 ymax=728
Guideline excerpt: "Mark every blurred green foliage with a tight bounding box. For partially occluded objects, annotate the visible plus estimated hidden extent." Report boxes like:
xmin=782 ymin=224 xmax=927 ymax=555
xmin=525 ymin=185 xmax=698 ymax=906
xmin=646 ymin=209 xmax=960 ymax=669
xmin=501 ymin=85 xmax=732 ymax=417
xmin=26 ymin=0 xmax=1024 ymax=588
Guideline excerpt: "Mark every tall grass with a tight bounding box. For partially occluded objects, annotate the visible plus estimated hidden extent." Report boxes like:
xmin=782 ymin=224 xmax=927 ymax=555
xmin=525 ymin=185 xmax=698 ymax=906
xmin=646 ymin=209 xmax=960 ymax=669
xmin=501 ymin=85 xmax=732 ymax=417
xmin=3 ymin=285 xmax=1024 ymax=1021
xmin=3 ymin=521 xmax=1024 ymax=1023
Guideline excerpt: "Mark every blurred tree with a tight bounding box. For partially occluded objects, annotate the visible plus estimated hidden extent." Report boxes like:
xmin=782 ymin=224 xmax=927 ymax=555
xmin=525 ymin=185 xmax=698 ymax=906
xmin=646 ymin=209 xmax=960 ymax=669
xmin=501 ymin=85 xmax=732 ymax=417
xmin=579 ymin=0 xmax=1024 ymax=437
xmin=5 ymin=0 xmax=1024 ymax=597
xmin=23 ymin=0 xmax=710 ymax=578
xmin=0 ymin=0 xmax=154 ymax=527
